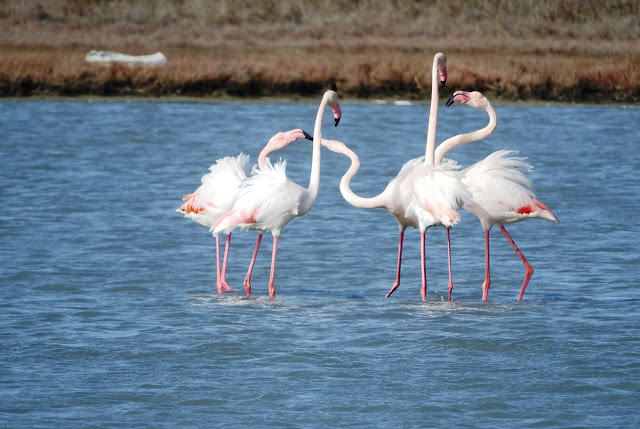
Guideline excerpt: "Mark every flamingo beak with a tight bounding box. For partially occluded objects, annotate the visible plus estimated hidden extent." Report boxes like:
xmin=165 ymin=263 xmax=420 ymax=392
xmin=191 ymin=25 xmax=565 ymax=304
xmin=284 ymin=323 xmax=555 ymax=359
xmin=446 ymin=92 xmax=458 ymax=107
xmin=440 ymin=79 xmax=447 ymax=89
xmin=334 ymin=117 xmax=341 ymax=127
xmin=302 ymin=130 xmax=313 ymax=141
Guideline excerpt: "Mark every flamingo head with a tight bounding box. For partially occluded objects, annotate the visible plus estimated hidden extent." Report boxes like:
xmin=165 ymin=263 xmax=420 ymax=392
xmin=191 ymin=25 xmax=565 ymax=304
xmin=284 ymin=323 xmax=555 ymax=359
xmin=275 ymin=128 xmax=313 ymax=148
xmin=258 ymin=128 xmax=313 ymax=166
xmin=324 ymin=90 xmax=342 ymax=127
xmin=446 ymin=90 xmax=487 ymax=109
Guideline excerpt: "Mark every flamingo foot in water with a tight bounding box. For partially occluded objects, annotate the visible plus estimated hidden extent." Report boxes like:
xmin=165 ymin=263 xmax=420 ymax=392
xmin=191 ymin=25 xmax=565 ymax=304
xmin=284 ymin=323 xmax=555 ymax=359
xmin=385 ymin=281 xmax=400 ymax=298
xmin=220 ymin=281 xmax=234 ymax=293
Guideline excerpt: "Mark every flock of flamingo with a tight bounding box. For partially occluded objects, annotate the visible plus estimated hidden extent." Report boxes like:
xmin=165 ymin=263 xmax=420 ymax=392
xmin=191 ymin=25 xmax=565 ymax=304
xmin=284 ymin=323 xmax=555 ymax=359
xmin=177 ymin=53 xmax=558 ymax=302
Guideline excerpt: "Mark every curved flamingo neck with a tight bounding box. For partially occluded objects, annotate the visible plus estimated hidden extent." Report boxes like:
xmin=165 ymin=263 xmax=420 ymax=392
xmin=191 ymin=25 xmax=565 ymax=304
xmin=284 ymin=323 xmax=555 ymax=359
xmin=425 ymin=55 xmax=443 ymax=165
xmin=336 ymin=144 xmax=388 ymax=209
xmin=434 ymin=100 xmax=497 ymax=164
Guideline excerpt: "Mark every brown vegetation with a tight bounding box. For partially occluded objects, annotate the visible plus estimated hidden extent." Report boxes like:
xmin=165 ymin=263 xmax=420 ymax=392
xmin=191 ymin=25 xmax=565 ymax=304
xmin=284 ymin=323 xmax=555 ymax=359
xmin=1 ymin=0 xmax=638 ymax=102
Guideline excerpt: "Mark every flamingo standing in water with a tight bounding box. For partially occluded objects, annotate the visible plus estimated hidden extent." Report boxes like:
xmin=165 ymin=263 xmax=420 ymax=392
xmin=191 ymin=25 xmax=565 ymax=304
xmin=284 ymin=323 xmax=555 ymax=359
xmin=322 ymin=53 xmax=467 ymax=301
xmin=177 ymin=129 xmax=313 ymax=293
xmin=434 ymin=90 xmax=559 ymax=300
xmin=212 ymin=90 xmax=341 ymax=298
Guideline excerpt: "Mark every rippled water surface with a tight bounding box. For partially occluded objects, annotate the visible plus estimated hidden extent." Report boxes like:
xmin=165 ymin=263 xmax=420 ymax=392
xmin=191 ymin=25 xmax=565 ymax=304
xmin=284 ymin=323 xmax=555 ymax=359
xmin=1 ymin=99 xmax=639 ymax=427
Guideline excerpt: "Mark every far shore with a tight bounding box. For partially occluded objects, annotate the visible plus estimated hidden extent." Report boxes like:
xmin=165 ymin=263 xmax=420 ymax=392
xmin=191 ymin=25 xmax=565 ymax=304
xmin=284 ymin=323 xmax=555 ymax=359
xmin=3 ymin=94 xmax=638 ymax=107
xmin=1 ymin=1 xmax=638 ymax=103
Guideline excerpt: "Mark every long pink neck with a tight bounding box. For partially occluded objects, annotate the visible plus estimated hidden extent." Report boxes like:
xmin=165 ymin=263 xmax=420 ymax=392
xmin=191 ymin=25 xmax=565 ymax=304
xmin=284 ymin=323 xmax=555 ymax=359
xmin=337 ymin=145 xmax=388 ymax=209
xmin=424 ymin=57 xmax=441 ymax=165
xmin=434 ymin=101 xmax=497 ymax=164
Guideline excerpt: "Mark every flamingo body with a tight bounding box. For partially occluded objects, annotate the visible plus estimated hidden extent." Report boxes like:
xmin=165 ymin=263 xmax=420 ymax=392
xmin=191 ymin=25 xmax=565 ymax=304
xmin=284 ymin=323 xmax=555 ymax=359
xmin=213 ymin=158 xmax=312 ymax=236
xmin=438 ymin=90 xmax=559 ymax=301
xmin=462 ymin=150 xmax=558 ymax=230
xmin=407 ymin=158 xmax=470 ymax=231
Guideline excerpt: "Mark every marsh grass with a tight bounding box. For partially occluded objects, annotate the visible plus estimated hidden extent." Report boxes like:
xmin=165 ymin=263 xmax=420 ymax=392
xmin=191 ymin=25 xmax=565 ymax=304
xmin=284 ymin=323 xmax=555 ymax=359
xmin=1 ymin=0 xmax=638 ymax=101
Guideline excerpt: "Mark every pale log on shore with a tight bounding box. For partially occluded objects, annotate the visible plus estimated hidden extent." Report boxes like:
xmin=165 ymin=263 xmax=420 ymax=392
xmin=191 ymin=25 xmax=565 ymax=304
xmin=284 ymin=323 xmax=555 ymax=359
xmin=85 ymin=50 xmax=167 ymax=66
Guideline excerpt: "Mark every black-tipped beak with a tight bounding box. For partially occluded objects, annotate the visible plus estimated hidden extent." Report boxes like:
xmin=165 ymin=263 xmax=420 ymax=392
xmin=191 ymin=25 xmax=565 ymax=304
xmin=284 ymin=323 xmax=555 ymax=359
xmin=334 ymin=117 xmax=341 ymax=127
xmin=440 ymin=79 xmax=446 ymax=89
xmin=446 ymin=92 xmax=458 ymax=107
xmin=302 ymin=130 xmax=313 ymax=141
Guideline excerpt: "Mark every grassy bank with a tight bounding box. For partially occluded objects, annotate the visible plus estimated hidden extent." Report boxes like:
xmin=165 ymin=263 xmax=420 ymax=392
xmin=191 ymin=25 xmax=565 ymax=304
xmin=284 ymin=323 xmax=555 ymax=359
xmin=1 ymin=0 xmax=638 ymax=102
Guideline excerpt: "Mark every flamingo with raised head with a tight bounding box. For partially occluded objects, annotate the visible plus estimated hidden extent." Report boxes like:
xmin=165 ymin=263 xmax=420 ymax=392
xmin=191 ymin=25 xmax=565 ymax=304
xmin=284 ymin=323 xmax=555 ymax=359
xmin=435 ymin=90 xmax=559 ymax=301
xmin=212 ymin=90 xmax=341 ymax=298
xmin=322 ymin=53 xmax=468 ymax=301
xmin=177 ymin=129 xmax=312 ymax=293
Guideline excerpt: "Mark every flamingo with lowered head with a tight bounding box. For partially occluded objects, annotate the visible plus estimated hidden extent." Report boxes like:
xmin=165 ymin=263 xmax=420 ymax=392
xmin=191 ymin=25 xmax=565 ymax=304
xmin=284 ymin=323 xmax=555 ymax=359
xmin=177 ymin=129 xmax=312 ymax=293
xmin=435 ymin=90 xmax=559 ymax=301
xmin=212 ymin=90 xmax=341 ymax=298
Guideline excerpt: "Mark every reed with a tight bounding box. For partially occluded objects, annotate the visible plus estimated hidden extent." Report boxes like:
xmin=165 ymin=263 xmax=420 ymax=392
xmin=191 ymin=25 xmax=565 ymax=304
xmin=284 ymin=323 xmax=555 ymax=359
xmin=1 ymin=0 xmax=638 ymax=101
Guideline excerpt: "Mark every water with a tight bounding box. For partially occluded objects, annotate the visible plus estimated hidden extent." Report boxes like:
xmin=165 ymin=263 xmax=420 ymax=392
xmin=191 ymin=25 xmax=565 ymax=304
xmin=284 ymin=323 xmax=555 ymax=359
xmin=1 ymin=98 xmax=639 ymax=427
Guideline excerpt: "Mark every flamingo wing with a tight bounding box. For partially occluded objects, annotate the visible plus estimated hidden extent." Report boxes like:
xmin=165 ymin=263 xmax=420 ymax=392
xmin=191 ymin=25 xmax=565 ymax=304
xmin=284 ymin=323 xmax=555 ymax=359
xmin=463 ymin=150 xmax=558 ymax=224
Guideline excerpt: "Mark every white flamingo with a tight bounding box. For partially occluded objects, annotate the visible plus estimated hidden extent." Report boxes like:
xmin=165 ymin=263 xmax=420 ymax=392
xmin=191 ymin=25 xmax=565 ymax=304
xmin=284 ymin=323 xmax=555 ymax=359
xmin=320 ymin=53 xmax=468 ymax=301
xmin=212 ymin=90 xmax=341 ymax=298
xmin=178 ymin=129 xmax=312 ymax=293
xmin=435 ymin=90 xmax=559 ymax=301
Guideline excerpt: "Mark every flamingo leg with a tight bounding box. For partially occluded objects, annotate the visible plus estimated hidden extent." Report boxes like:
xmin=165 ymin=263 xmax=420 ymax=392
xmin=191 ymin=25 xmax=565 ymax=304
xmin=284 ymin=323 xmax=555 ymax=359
xmin=481 ymin=229 xmax=491 ymax=301
xmin=500 ymin=226 xmax=533 ymax=301
xmin=385 ymin=230 xmax=405 ymax=298
xmin=420 ymin=231 xmax=427 ymax=301
xmin=215 ymin=235 xmax=223 ymax=293
xmin=220 ymin=233 xmax=233 ymax=292
xmin=446 ymin=227 xmax=453 ymax=301
xmin=243 ymin=233 xmax=263 ymax=297
xmin=268 ymin=235 xmax=279 ymax=298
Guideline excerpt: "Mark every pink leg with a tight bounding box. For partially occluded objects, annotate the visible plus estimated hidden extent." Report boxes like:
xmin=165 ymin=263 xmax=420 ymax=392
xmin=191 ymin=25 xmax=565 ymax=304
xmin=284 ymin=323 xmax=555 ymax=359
xmin=220 ymin=234 xmax=233 ymax=292
xmin=215 ymin=235 xmax=223 ymax=293
xmin=500 ymin=226 xmax=533 ymax=301
xmin=243 ymin=233 xmax=263 ymax=297
xmin=268 ymin=235 xmax=279 ymax=298
xmin=446 ymin=227 xmax=453 ymax=301
xmin=420 ymin=231 xmax=427 ymax=301
xmin=385 ymin=230 xmax=405 ymax=298
xmin=482 ymin=230 xmax=491 ymax=301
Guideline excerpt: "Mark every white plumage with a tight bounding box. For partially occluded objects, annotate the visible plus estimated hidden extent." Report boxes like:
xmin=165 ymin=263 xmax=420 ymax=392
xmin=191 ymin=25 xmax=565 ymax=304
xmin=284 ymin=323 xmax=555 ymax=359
xmin=437 ymin=90 xmax=558 ymax=301
xmin=178 ymin=153 xmax=250 ymax=228
xmin=177 ymin=153 xmax=250 ymax=293
xmin=213 ymin=158 xmax=310 ymax=237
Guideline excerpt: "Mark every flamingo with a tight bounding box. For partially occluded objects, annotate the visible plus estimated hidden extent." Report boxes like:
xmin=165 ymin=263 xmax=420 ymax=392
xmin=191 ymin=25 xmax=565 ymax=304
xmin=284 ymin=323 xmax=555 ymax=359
xmin=435 ymin=90 xmax=559 ymax=301
xmin=212 ymin=90 xmax=341 ymax=298
xmin=322 ymin=53 xmax=467 ymax=301
xmin=396 ymin=52 xmax=471 ymax=301
xmin=177 ymin=129 xmax=313 ymax=293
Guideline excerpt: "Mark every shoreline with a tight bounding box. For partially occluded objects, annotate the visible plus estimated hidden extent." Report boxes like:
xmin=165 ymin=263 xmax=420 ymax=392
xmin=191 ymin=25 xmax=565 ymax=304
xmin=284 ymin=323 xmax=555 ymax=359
xmin=2 ymin=94 xmax=637 ymax=107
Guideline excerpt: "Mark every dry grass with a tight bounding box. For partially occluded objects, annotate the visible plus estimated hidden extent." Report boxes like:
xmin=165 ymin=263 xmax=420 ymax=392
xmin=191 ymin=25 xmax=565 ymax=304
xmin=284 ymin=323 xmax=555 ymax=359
xmin=1 ymin=0 xmax=638 ymax=101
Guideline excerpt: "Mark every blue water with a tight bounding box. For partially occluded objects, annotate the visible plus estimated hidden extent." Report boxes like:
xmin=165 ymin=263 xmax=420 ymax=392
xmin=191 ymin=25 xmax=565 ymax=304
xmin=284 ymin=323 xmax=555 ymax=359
xmin=1 ymin=98 xmax=639 ymax=427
